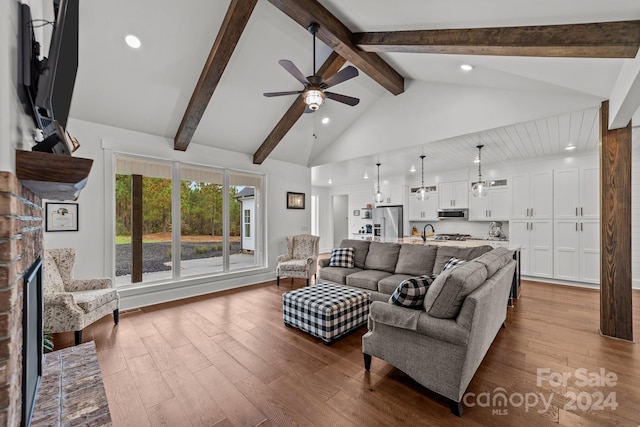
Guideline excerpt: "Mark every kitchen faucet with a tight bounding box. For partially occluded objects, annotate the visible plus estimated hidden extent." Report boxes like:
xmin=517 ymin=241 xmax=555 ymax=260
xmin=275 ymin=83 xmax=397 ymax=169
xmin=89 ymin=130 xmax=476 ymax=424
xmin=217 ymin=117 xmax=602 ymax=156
xmin=422 ymin=224 xmax=435 ymax=241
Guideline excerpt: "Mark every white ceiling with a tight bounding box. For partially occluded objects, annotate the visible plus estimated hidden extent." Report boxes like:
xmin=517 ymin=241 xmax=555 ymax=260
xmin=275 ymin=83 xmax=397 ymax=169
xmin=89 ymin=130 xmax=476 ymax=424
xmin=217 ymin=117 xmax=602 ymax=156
xmin=65 ymin=0 xmax=640 ymax=185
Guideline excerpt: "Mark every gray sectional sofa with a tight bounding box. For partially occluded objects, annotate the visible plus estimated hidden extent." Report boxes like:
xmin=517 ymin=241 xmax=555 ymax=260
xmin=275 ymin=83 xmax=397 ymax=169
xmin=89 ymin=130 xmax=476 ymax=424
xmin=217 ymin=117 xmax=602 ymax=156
xmin=318 ymin=239 xmax=493 ymax=301
xmin=318 ymin=239 xmax=516 ymax=416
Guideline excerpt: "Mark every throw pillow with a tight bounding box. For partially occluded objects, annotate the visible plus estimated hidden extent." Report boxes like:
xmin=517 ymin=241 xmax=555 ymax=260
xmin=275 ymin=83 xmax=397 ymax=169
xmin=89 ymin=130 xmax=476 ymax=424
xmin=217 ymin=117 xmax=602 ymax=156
xmin=441 ymin=257 xmax=467 ymax=273
xmin=389 ymin=275 xmax=436 ymax=309
xmin=329 ymin=247 xmax=355 ymax=268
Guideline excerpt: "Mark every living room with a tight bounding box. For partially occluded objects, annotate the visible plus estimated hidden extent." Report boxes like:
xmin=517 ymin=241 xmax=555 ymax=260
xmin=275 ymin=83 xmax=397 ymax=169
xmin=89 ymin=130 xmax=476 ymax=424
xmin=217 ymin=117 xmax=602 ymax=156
xmin=2 ymin=0 xmax=640 ymax=426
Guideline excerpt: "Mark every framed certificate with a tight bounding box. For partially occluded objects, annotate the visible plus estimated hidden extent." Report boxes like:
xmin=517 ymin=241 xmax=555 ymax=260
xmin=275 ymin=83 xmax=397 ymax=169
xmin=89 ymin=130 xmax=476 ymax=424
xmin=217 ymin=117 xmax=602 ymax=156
xmin=286 ymin=192 xmax=305 ymax=209
xmin=45 ymin=202 xmax=79 ymax=232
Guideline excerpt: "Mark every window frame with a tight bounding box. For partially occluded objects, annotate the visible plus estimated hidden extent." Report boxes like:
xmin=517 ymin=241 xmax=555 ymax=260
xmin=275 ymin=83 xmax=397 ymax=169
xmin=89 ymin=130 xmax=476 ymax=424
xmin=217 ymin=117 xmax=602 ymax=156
xmin=111 ymin=154 xmax=265 ymax=288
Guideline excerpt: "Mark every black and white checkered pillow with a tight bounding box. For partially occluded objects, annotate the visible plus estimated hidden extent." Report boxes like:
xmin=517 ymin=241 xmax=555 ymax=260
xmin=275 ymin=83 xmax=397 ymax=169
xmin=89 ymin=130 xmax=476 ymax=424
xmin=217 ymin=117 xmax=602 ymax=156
xmin=441 ymin=257 xmax=467 ymax=273
xmin=329 ymin=247 xmax=355 ymax=268
xmin=389 ymin=275 xmax=436 ymax=309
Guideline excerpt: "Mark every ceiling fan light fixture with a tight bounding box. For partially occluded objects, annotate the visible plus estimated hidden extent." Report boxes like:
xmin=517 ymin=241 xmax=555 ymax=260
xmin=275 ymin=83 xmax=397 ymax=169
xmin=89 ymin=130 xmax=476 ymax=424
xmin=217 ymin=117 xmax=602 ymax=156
xmin=472 ymin=144 xmax=488 ymax=198
xmin=304 ymin=89 xmax=325 ymax=111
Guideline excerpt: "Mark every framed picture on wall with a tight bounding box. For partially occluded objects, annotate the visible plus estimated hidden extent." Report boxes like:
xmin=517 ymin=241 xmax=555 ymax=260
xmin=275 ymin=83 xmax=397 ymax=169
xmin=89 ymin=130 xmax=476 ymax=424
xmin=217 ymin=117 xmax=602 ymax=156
xmin=287 ymin=192 xmax=305 ymax=209
xmin=45 ymin=202 xmax=79 ymax=232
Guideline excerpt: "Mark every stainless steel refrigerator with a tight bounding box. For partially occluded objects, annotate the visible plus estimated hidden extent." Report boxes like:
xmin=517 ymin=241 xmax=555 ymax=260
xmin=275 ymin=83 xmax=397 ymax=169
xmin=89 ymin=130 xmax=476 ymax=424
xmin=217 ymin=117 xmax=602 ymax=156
xmin=372 ymin=206 xmax=403 ymax=241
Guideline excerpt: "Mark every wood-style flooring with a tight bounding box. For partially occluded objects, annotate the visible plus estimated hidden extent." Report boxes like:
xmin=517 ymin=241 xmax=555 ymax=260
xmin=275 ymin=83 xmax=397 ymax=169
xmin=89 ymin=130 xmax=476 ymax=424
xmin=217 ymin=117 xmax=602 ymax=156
xmin=51 ymin=279 xmax=640 ymax=426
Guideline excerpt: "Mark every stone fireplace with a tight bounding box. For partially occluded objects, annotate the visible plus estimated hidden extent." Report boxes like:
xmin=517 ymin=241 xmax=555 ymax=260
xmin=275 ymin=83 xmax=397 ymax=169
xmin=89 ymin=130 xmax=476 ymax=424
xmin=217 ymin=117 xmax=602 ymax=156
xmin=0 ymin=172 xmax=44 ymax=427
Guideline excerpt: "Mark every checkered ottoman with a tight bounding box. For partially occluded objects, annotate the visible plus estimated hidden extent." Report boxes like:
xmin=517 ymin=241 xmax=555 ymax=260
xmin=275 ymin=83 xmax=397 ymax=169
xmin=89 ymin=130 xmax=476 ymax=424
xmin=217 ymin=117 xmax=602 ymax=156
xmin=282 ymin=283 xmax=370 ymax=343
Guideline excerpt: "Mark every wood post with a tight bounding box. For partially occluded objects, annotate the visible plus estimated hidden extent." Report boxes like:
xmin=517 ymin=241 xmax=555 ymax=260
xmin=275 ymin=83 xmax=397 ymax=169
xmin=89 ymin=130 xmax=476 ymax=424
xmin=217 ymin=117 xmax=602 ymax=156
xmin=132 ymin=174 xmax=143 ymax=283
xmin=599 ymin=100 xmax=633 ymax=341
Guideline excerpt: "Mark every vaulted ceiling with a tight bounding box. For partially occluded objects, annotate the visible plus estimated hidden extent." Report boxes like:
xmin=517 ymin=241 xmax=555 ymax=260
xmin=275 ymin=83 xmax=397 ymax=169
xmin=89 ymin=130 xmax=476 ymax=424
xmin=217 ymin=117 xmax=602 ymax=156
xmin=67 ymin=0 xmax=640 ymax=186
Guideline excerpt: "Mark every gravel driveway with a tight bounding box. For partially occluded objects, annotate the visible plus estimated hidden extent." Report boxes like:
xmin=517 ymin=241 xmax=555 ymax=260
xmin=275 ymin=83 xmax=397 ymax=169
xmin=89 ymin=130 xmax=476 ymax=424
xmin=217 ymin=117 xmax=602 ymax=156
xmin=116 ymin=241 xmax=242 ymax=276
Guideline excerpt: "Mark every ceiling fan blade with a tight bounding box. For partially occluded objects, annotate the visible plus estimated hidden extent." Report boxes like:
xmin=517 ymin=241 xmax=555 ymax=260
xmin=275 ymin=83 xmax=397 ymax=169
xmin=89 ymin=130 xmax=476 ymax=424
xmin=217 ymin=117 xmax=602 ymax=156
xmin=353 ymin=21 xmax=640 ymax=58
xmin=325 ymin=91 xmax=360 ymax=106
xmin=263 ymin=90 xmax=304 ymax=97
xmin=279 ymin=60 xmax=310 ymax=85
xmin=324 ymin=66 xmax=359 ymax=88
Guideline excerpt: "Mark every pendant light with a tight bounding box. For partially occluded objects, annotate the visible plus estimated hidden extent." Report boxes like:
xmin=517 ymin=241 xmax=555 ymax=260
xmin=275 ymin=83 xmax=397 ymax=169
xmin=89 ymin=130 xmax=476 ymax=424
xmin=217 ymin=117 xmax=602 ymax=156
xmin=416 ymin=155 xmax=429 ymax=201
xmin=471 ymin=144 xmax=488 ymax=198
xmin=374 ymin=162 xmax=385 ymax=203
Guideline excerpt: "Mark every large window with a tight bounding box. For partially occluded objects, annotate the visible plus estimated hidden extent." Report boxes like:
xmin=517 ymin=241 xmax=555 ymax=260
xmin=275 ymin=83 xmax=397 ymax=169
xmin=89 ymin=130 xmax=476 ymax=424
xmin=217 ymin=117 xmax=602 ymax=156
xmin=114 ymin=157 xmax=264 ymax=285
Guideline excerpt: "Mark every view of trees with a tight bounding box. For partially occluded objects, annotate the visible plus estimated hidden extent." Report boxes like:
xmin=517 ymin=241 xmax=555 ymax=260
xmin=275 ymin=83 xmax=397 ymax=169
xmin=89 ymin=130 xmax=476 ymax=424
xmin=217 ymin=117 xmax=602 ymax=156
xmin=115 ymin=175 xmax=243 ymax=237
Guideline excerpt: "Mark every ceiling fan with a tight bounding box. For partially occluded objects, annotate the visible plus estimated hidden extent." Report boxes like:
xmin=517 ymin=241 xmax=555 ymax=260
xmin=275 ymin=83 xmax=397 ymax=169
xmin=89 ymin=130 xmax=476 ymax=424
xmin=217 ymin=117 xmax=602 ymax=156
xmin=263 ymin=22 xmax=360 ymax=112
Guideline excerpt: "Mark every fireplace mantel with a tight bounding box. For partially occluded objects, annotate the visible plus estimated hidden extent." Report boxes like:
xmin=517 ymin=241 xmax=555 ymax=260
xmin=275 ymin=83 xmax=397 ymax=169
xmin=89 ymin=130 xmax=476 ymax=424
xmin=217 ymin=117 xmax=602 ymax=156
xmin=15 ymin=150 xmax=93 ymax=201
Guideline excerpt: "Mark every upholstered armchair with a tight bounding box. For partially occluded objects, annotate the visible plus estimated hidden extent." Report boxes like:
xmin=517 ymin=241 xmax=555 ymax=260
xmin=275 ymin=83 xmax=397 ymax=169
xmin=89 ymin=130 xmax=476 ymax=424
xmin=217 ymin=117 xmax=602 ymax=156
xmin=276 ymin=234 xmax=320 ymax=286
xmin=43 ymin=248 xmax=120 ymax=345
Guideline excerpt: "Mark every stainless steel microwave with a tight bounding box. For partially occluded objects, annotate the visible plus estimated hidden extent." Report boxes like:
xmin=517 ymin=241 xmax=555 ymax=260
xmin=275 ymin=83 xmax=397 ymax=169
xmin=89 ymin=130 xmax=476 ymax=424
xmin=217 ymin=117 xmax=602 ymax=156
xmin=437 ymin=208 xmax=469 ymax=219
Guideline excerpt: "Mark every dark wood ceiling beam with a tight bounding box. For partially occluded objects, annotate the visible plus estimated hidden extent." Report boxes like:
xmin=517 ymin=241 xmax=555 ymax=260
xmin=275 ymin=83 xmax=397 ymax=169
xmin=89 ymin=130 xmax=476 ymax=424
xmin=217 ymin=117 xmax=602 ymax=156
xmin=267 ymin=0 xmax=404 ymax=95
xmin=253 ymin=52 xmax=346 ymax=165
xmin=174 ymin=0 xmax=258 ymax=151
xmin=354 ymin=21 xmax=640 ymax=58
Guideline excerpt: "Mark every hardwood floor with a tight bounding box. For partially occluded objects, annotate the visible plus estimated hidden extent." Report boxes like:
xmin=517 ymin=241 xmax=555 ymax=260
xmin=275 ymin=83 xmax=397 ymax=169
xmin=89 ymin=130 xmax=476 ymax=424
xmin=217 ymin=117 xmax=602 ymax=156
xmin=51 ymin=279 xmax=640 ymax=426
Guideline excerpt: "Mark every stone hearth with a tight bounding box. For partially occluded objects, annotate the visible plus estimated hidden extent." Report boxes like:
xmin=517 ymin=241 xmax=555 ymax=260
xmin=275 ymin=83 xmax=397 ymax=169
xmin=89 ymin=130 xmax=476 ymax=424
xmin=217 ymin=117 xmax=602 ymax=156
xmin=31 ymin=341 xmax=111 ymax=426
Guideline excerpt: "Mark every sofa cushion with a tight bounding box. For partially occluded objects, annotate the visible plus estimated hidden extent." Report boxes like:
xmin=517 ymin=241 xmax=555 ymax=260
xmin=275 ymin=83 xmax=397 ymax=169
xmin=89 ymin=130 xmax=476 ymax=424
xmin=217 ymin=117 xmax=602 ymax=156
xmin=319 ymin=266 xmax=362 ymax=285
xmin=394 ymin=244 xmax=437 ymax=276
xmin=432 ymin=245 xmax=492 ymax=275
xmin=364 ymin=242 xmax=401 ymax=273
xmin=378 ymin=274 xmax=415 ymax=295
xmin=74 ymin=289 xmax=119 ymax=312
xmin=441 ymin=257 xmax=467 ymax=273
xmin=329 ymin=247 xmax=355 ymax=268
xmin=340 ymin=239 xmax=371 ymax=269
xmin=346 ymin=269 xmax=392 ymax=291
xmin=278 ymin=259 xmax=309 ymax=272
xmin=474 ymin=247 xmax=513 ymax=277
xmin=389 ymin=275 xmax=437 ymax=309
xmin=424 ymin=261 xmax=488 ymax=319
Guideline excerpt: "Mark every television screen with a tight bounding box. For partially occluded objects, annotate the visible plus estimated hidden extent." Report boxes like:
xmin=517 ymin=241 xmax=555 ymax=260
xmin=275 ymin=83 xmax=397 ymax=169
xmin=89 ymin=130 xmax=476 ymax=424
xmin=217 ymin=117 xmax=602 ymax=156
xmin=34 ymin=0 xmax=79 ymax=132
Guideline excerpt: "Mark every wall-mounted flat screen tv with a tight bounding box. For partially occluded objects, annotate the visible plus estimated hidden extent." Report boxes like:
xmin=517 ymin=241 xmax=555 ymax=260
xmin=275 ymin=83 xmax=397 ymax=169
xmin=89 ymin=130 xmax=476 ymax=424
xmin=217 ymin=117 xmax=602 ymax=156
xmin=21 ymin=0 xmax=79 ymax=154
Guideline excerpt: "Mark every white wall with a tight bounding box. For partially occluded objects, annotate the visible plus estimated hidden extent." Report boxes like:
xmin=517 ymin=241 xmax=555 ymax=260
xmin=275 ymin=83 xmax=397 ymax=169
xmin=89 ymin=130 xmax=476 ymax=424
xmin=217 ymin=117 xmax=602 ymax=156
xmin=43 ymin=118 xmax=311 ymax=308
xmin=0 ymin=0 xmax=36 ymax=171
xmin=311 ymin=186 xmax=331 ymax=253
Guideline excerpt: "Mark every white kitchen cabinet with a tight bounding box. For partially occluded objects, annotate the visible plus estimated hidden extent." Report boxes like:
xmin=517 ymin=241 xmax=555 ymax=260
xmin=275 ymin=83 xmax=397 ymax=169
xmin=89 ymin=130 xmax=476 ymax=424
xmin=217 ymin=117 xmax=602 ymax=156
xmin=554 ymin=219 xmax=599 ymax=284
xmin=554 ymin=167 xmax=599 ymax=219
xmin=553 ymin=167 xmax=599 ymax=284
xmin=469 ymin=180 xmax=510 ymax=221
xmin=510 ymin=170 xmax=553 ymax=220
xmin=438 ymin=180 xmax=468 ymax=209
xmin=408 ymin=187 xmax=438 ymax=220
xmin=510 ymin=220 xmax=553 ymax=278
xmin=375 ymin=185 xmax=403 ymax=206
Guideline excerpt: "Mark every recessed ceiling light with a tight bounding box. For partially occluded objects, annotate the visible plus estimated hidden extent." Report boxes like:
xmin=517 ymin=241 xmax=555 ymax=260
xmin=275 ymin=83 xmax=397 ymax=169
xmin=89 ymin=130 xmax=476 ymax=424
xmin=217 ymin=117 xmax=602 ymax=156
xmin=460 ymin=64 xmax=474 ymax=71
xmin=409 ymin=166 xmax=416 ymax=173
xmin=565 ymin=144 xmax=576 ymax=151
xmin=473 ymin=158 xmax=480 ymax=163
xmin=125 ymin=34 xmax=142 ymax=49
xmin=321 ymin=117 xmax=330 ymax=125
xmin=363 ymin=172 xmax=369 ymax=179
xmin=327 ymin=179 xmax=333 ymax=184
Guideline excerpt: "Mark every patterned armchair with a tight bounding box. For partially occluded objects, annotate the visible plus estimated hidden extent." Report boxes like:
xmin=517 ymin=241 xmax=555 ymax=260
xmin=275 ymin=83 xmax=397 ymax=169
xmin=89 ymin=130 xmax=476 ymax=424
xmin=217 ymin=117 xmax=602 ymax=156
xmin=43 ymin=248 xmax=120 ymax=345
xmin=276 ymin=234 xmax=320 ymax=286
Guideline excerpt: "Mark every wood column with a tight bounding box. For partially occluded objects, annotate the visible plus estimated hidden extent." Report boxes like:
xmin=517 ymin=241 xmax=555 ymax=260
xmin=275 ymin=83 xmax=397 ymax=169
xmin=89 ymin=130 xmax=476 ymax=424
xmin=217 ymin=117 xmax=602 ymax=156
xmin=599 ymin=100 xmax=633 ymax=341
xmin=132 ymin=174 xmax=143 ymax=283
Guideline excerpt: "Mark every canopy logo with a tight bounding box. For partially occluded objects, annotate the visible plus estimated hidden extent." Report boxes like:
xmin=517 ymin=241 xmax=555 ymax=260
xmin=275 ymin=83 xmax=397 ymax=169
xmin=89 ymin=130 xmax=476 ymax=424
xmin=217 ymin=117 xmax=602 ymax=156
xmin=462 ymin=367 xmax=618 ymax=416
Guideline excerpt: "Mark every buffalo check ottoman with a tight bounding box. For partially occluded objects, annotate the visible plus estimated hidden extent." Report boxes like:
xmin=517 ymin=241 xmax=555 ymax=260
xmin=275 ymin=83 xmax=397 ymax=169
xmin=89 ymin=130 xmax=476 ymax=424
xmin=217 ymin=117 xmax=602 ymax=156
xmin=282 ymin=283 xmax=370 ymax=344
